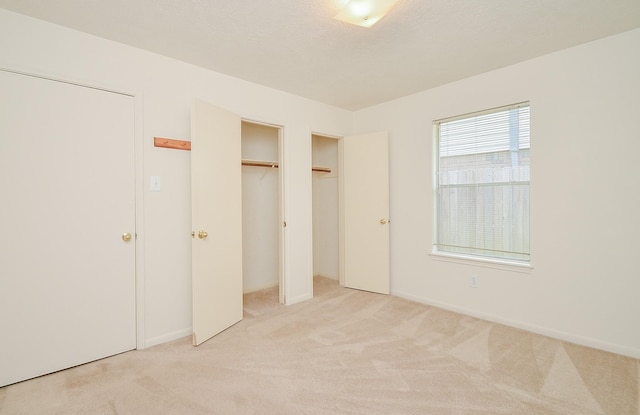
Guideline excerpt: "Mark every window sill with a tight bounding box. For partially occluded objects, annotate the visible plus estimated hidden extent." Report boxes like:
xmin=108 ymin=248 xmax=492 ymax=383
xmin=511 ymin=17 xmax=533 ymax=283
xmin=430 ymin=250 xmax=533 ymax=274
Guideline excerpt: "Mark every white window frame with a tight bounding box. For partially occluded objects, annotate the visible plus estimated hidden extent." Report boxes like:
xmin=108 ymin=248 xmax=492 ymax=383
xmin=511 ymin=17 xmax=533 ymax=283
xmin=432 ymin=102 xmax=531 ymax=268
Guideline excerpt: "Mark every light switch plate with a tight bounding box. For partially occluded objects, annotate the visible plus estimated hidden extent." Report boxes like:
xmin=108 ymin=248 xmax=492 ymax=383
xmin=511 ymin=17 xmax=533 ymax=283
xmin=150 ymin=176 xmax=161 ymax=192
xmin=470 ymin=276 xmax=479 ymax=288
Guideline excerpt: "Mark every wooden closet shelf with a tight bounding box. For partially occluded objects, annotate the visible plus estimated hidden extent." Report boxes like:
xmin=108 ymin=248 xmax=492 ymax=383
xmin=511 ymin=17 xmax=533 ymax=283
xmin=154 ymin=137 xmax=191 ymax=151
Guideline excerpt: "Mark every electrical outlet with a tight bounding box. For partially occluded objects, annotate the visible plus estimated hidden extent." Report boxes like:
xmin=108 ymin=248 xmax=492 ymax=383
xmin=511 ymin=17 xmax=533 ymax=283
xmin=470 ymin=276 xmax=479 ymax=288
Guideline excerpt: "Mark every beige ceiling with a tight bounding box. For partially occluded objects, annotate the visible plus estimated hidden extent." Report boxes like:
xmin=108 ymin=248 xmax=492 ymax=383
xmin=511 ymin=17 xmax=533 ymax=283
xmin=1 ymin=0 xmax=639 ymax=110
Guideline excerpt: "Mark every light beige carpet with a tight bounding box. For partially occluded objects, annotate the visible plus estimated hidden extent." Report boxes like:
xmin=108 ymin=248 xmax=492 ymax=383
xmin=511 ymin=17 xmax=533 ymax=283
xmin=1 ymin=277 xmax=638 ymax=414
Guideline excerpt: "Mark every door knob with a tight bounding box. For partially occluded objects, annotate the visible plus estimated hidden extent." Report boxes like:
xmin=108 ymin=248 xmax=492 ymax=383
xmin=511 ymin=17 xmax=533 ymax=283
xmin=380 ymin=219 xmax=388 ymax=225
xmin=122 ymin=232 xmax=132 ymax=242
xmin=198 ymin=230 xmax=208 ymax=239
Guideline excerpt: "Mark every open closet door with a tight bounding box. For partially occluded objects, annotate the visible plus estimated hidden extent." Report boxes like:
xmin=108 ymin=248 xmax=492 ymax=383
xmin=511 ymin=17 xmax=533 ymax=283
xmin=191 ymin=99 xmax=243 ymax=346
xmin=341 ymin=131 xmax=390 ymax=294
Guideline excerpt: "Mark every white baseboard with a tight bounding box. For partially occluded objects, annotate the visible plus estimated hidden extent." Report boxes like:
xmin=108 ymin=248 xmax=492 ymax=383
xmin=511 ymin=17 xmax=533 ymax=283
xmin=142 ymin=328 xmax=192 ymax=349
xmin=391 ymin=290 xmax=640 ymax=360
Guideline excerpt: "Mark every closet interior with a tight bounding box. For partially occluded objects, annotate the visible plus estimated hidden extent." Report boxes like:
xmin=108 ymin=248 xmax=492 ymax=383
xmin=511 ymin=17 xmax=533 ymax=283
xmin=312 ymin=134 xmax=340 ymax=282
xmin=241 ymin=121 xmax=282 ymax=297
xmin=241 ymin=128 xmax=339 ymax=299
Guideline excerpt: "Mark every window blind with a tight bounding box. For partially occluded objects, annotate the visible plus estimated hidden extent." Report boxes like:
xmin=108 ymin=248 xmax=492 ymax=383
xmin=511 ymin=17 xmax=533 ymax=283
xmin=434 ymin=103 xmax=530 ymax=263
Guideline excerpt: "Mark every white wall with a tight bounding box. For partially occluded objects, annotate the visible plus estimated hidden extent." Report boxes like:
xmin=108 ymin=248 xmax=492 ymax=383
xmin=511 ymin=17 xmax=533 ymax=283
xmin=0 ymin=9 xmax=352 ymax=347
xmin=354 ymin=29 xmax=640 ymax=358
xmin=242 ymin=122 xmax=280 ymax=293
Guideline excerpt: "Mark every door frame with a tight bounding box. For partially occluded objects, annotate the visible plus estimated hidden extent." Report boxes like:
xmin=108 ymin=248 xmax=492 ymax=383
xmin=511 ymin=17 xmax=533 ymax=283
xmin=242 ymin=118 xmax=287 ymax=304
xmin=0 ymin=66 xmax=146 ymax=350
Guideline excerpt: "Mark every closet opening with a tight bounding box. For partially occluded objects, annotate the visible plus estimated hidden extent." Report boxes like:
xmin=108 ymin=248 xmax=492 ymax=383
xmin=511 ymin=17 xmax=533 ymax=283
xmin=312 ymin=133 xmax=341 ymax=293
xmin=241 ymin=120 xmax=284 ymax=305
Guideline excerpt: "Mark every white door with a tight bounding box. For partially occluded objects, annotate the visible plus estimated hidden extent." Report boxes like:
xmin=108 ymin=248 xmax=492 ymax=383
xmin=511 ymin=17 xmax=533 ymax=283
xmin=0 ymin=70 xmax=136 ymax=387
xmin=341 ymin=131 xmax=390 ymax=294
xmin=191 ymin=99 xmax=243 ymax=346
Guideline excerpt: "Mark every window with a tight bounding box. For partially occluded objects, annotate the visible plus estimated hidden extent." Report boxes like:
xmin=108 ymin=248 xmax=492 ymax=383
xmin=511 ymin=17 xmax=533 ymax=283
xmin=434 ymin=102 xmax=530 ymax=264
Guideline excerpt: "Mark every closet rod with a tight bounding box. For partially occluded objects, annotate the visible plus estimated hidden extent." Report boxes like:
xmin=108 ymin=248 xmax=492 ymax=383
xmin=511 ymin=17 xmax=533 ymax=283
xmin=242 ymin=159 xmax=331 ymax=173
xmin=242 ymin=160 xmax=278 ymax=168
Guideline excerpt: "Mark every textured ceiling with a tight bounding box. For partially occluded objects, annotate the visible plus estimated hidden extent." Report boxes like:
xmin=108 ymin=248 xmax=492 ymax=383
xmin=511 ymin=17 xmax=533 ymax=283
xmin=1 ymin=0 xmax=640 ymax=110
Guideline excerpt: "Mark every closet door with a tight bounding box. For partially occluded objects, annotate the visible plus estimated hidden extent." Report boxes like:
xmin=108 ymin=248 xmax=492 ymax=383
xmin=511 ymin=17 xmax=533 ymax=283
xmin=191 ymin=99 xmax=243 ymax=346
xmin=341 ymin=131 xmax=390 ymax=294
xmin=0 ymin=70 xmax=136 ymax=387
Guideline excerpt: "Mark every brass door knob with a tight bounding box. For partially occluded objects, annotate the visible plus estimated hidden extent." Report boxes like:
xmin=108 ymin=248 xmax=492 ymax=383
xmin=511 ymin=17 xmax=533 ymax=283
xmin=198 ymin=230 xmax=208 ymax=239
xmin=379 ymin=219 xmax=388 ymax=225
xmin=122 ymin=232 xmax=132 ymax=242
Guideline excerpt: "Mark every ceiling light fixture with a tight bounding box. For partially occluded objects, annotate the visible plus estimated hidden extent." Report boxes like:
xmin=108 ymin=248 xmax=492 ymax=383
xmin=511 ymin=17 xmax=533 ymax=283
xmin=333 ymin=0 xmax=399 ymax=28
